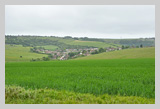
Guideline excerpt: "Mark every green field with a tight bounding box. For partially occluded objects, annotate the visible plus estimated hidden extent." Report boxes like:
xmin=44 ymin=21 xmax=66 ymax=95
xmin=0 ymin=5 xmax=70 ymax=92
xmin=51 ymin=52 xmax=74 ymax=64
xmin=49 ymin=38 xmax=120 ymax=48
xmin=5 ymin=85 xmax=154 ymax=104
xmin=6 ymin=36 xmax=155 ymax=48
xmin=65 ymin=40 xmax=119 ymax=48
xmin=5 ymin=45 xmax=155 ymax=104
xmin=37 ymin=45 xmax=59 ymax=51
xmin=5 ymin=58 xmax=155 ymax=103
xmin=76 ymin=47 xmax=155 ymax=60
xmin=5 ymin=44 xmax=48 ymax=62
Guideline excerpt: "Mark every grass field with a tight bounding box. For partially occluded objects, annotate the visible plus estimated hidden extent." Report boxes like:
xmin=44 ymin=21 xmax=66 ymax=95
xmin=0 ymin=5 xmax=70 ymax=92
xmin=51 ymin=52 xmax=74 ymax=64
xmin=5 ymin=44 xmax=47 ymax=62
xmin=37 ymin=45 xmax=59 ymax=51
xmin=65 ymin=40 xmax=120 ymax=48
xmin=5 ymin=45 xmax=155 ymax=104
xmin=54 ymin=38 xmax=119 ymax=48
xmin=5 ymin=59 xmax=155 ymax=99
xmin=76 ymin=47 xmax=155 ymax=60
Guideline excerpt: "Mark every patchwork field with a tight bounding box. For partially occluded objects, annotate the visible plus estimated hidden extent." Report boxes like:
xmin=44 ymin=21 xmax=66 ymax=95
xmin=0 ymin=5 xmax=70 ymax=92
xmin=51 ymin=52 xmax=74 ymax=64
xmin=5 ymin=58 xmax=155 ymax=103
xmin=5 ymin=44 xmax=47 ymax=62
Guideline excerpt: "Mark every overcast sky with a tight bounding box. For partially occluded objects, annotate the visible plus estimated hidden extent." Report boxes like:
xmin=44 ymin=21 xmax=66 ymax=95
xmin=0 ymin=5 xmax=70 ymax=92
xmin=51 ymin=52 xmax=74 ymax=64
xmin=5 ymin=5 xmax=155 ymax=39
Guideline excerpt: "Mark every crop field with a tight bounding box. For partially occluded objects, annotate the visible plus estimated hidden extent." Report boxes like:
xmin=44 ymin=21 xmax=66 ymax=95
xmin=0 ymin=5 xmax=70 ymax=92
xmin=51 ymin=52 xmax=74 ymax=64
xmin=5 ymin=58 xmax=155 ymax=103
xmin=51 ymin=38 xmax=120 ymax=48
xmin=5 ymin=46 xmax=155 ymax=104
xmin=5 ymin=44 xmax=47 ymax=62
xmin=76 ymin=47 xmax=155 ymax=60
xmin=65 ymin=40 xmax=119 ymax=48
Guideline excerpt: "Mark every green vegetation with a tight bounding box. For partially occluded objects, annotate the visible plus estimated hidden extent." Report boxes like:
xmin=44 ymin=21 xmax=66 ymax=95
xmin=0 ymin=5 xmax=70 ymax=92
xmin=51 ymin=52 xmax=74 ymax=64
xmin=65 ymin=40 xmax=118 ymax=48
xmin=76 ymin=47 xmax=155 ymax=60
xmin=5 ymin=44 xmax=48 ymax=62
xmin=103 ymin=38 xmax=155 ymax=47
xmin=5 ymin=36 xmax=155 ymax=49
xmin=5 ymin=36 xmax=90 ymax=49
xmin=37 ymin=45 xmax=59 ymax=51
xmin=6 ymin=58 xmax=155 ymax=99
xmin=5 ymin=85 xmax=154 ymax=104
xmin=5 ymin=36 xmax=155 ymax=104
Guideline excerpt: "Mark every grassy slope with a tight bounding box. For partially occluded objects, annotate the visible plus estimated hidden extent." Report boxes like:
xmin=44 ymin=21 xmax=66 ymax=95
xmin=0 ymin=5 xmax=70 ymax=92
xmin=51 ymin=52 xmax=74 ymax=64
xmin=5 ymin=44 xmax=48 ymax=62
xmin=51 ymin=37 xmax=120 ymax=48
xmin=5 ymin=85 xmax=154 ymax=104
xmin=37 ymin=45 xmax=59 ymax=51
xmin=75 ymin=47 xmax=155 ymax=60
xmin=65 ymin=40 xmax=119 ymax=48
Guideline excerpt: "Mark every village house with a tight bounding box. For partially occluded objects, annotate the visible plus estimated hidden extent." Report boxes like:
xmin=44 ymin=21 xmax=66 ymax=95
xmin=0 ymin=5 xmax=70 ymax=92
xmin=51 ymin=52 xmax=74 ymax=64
xmin=60 ymin=55 xmax=65 ymax=60
xmin=117 ymin=47 xmax=122 ymax=50
xmin=32 ymin=46 xmax=123 ymax=61
xmin=45 ymin=50 xmax=53 ymax=54
xmin=52 ymin=55 xmax=57 ymax=59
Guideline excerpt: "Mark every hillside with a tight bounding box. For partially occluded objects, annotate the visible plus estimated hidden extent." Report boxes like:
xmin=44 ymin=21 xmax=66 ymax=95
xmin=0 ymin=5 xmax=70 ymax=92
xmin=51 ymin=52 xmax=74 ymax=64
xmin=65 ymin=40 xmax=120 ymax=48
xmin=5 ymin=44 xmax=48 ymax=62
xmin=5 ymin=36 xmax=155 ymax=50
xmin=37 ymin=45 xmax=59 ymax=51
xmin=75 ymin=47 xmax=155 ymax=60
xmin=5 ymin=36 xmax=119 ymax=49
xmin=103 ymin=38 xmax=155 ymax=47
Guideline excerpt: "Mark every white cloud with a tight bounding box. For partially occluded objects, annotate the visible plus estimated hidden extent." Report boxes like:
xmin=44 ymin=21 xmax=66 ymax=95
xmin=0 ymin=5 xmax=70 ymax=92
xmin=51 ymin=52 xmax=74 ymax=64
xmin=5 ymin=5 xmax=155 ymax=38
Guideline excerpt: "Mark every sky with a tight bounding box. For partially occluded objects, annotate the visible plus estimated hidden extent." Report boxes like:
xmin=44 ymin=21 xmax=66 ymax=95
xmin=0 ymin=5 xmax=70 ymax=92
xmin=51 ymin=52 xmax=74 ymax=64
xmin=5 ymin=5 xmax=155 ymax=39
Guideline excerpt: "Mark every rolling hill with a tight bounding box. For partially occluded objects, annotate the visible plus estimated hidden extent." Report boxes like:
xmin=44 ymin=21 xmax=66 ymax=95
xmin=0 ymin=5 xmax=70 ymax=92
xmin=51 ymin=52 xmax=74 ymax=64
xmin=65 ymin=40 xmax=120 ymax=48
xmin=75 ymin=47 xmax=155 ymax=60
xmin=5 ymin=44 xmax=48 ymax=62
xmin=5 ymin=36 xmax=155 ymax=49
xmin=5 ymin=36 xmax=119 ymax=49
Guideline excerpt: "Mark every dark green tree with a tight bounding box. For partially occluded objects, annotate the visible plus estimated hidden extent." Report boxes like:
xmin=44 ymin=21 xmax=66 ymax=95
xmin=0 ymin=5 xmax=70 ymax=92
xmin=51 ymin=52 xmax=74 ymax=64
xmin=122 ymin=45 xmax=125 ymax=49
xmin=99 ymin=48 xmax=105 ymax=53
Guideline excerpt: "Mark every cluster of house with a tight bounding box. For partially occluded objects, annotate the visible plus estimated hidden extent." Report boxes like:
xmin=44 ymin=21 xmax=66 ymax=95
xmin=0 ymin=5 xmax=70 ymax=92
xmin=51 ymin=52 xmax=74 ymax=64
xmin=106 ymin=47 xmax=122 ymax=52
xmin=33 ymin=47 xmax=122 ymax=60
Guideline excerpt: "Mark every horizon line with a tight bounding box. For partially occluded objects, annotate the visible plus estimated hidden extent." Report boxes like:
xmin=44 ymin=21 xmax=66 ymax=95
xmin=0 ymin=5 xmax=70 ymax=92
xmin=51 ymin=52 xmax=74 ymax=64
xmin=5 ymin=34 xmax=155 ymax=40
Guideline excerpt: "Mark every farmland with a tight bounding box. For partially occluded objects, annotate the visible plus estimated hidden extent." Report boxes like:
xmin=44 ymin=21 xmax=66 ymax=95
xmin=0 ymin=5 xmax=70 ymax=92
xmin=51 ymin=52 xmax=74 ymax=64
xmin=5 ymin=4 xmax=155 ymax=104
xmin=37 ymin=45 xmax=59 ymax=51
xmin=76 ymin=47 xmax=155 ymax=60
xmin=65 ymin=40 xmax=119 ymax=48
xmin=5 ymin=36 xmax=155 ymax=49
xmin=5 ymin=44 xmax=48 ymax=62
xmin=5 ymin=58 xmax=155 ymax=103
xmin=5 ymin=36 xmax=155 ymax=104
xmin=5 ymin=36 xmax=119 ymax=49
